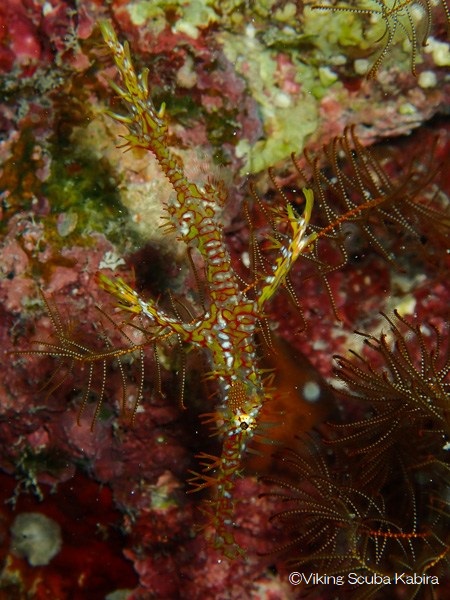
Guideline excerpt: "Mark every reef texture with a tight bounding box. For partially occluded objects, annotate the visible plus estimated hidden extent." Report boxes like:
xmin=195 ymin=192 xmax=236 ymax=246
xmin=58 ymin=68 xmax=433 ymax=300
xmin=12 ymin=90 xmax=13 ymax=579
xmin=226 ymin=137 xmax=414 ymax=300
xmin=0 ymin=1 xmax=449 ymax=599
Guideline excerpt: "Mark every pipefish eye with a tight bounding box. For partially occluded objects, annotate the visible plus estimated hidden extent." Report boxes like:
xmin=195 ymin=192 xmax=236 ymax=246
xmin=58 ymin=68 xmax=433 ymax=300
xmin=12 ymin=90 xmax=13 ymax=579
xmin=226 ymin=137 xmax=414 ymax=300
xmin=240 ymin=422 xmax=249 ymax=431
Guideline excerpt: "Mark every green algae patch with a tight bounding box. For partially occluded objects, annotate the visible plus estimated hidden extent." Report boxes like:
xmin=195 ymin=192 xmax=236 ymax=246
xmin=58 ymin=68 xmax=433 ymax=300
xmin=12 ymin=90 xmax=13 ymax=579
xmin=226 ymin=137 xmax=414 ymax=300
xmin=127 ymin=0 xmax=219 ymax=37
xmin=43 ymin=142 xmax=135 ymax=251
xmin=220 ymin=29 xmax=322 ymax=173
xmin=236 ymin=99 xmax=318 ymax=174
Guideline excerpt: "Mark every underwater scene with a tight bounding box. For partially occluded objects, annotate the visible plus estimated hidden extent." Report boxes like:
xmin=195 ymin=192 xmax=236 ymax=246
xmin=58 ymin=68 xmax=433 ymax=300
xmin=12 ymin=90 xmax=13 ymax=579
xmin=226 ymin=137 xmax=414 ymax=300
xmin=0 ymin=1 xmax=449 ymax=598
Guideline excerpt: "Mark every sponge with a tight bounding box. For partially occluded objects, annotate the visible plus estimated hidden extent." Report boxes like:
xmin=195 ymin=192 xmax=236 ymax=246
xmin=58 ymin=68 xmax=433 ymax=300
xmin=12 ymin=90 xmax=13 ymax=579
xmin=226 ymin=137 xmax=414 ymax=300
xmin=10 ymin=512 xmax=62 ymax=566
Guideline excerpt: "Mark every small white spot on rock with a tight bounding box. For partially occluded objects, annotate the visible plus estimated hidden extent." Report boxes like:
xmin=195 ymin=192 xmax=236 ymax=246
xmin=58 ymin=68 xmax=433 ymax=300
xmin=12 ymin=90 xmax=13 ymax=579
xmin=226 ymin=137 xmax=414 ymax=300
xmin=303 ymin=380 xmax=321 ymax=403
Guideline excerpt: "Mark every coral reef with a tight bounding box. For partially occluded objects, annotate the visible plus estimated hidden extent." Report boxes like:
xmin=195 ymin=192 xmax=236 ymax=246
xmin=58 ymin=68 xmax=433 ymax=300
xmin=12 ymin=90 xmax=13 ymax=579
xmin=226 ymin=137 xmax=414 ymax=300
xmin=0 ymin=1 xmax=449 ymax=598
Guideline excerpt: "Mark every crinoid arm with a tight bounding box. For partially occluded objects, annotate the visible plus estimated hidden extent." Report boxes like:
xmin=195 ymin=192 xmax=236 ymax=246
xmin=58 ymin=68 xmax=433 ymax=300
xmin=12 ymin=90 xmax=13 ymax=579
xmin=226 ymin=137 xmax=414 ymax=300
xmin=261 ymin=311 xmax=449 ymax=586
xmin=248 ymin=126 xmax=447 ymax=325
xmin=291 ymin=125 xmax=448 ymax=279
xmin=11 ymin=289 xmax=154 ymax=430
xmin=329 ymin=310 xmax=450 ymax=486
xmin=312 ymin=0 xmax=450 ymax=77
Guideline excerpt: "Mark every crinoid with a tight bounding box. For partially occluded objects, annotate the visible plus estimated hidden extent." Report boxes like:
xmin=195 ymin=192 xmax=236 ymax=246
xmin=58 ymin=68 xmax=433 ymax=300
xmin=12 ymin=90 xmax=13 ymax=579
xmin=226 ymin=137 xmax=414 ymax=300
xmin=264 ymin=441 xmax=449 ymax=598
xmin=329 ymin=310 xmax=450 ymax=486
xmin=263 ymin=312 xmax=450 ymax=598
xmin=263 ymin=438 xmax=442 ymax=580
xmin=312 ymin=0 xmax=450 ymax=77
xmin=12 ymin=288 xmax=153 ymax=430
xmin=255 ymin=126 xmax=448 ymax=321
xmin=293 ymin=126 xmax=448 ymax=271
